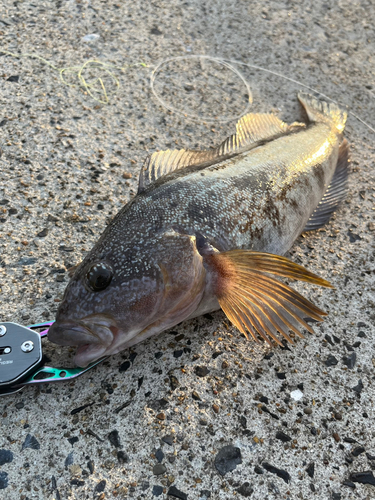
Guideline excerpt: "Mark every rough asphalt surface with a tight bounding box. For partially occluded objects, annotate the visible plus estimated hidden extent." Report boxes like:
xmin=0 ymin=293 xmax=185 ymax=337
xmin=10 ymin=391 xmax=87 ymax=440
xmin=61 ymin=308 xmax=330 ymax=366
xmin=0 ymin=0 xmax=374 ymax=499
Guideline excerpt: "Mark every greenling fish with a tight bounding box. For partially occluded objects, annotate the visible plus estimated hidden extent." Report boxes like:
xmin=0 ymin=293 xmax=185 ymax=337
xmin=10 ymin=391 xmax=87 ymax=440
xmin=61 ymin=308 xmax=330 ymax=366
xmin=48 ymin=93 xmax=349 ymax=367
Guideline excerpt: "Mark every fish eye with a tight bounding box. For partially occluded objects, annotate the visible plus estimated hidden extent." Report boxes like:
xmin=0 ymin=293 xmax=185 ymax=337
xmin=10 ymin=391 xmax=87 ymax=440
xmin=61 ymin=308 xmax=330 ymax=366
xmin=86 ymin=263 xmax=113 ymax=292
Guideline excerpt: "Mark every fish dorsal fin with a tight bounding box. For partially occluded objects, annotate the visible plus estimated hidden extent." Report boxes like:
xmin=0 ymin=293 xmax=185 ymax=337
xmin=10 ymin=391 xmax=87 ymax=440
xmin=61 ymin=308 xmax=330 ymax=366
xmin=138 ymin=114 xmax=305 ymax=193
xmin=304 ymin=139 xmax=349 ymax=232
xmin=138 ymin=148 xmax=217 ymax=193
xmin=206 ymin=250 xmax=332 ymax=346
xmin=216 ymin=113 xmax=304 ymax=156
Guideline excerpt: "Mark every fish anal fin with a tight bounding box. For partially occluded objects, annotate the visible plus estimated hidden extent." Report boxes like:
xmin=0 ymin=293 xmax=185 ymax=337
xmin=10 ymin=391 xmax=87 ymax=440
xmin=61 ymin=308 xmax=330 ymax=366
xmin=304 ymin=139 xmax=349 ymax=232
xmin=206 ymin=250 xmax=332 ymax=346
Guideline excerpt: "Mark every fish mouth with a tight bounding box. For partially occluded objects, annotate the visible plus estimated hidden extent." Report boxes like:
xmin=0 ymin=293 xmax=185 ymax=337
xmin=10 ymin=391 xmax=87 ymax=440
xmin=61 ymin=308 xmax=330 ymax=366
xmin=48 ymin=315 xmax=118 ymax=367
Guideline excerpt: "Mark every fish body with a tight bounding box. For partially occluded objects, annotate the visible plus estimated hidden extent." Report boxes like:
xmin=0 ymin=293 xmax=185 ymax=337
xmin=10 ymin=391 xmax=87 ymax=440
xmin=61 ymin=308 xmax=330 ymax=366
xmin=48 ymin=93 xmax=348 ymax=366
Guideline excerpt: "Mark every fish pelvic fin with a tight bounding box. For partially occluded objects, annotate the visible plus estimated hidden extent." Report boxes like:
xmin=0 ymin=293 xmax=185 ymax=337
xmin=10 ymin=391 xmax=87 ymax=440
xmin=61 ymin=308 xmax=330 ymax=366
xmin=298 ymin=92 xmax=347 ymax=135
xmin=304 ymin=139 xmax=349 ymax=231
xmin=138 ymin=114 xmax=305 ymax=193
xmin=207 ymin=250 xmax=333 ymax=346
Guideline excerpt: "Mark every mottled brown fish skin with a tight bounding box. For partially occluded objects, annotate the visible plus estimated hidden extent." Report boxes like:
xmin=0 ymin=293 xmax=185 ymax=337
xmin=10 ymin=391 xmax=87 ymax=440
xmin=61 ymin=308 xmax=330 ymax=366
xmin=48 ymin=94 xmax=346 ymax=366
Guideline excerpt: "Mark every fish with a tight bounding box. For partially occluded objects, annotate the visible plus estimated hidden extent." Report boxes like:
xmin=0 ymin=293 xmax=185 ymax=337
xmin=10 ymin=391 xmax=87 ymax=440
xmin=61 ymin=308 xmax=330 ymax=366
xmin=48 ymin=93 xmax=349 ymax=367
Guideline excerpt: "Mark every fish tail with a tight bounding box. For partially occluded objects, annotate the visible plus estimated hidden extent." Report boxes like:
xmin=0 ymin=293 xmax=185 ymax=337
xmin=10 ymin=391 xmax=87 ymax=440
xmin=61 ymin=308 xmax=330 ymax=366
xmin=298 ymin=92 xmax=347 ymax=135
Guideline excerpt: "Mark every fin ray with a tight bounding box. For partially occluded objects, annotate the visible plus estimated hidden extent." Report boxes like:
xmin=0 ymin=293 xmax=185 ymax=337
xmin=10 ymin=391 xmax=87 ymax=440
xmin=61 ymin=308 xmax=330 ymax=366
xmin=138 ymin=114 xmax=305 ymax=193
xmin=209 ymin=250 xmax=331 ymax=346
xmin=304 ymin=139 xmax=349 ymax=231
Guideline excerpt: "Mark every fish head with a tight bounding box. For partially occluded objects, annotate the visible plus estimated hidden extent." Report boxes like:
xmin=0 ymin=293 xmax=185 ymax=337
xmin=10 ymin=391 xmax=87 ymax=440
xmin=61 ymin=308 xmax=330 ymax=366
xmin=48 ymin=229 xmax=206 ymax=367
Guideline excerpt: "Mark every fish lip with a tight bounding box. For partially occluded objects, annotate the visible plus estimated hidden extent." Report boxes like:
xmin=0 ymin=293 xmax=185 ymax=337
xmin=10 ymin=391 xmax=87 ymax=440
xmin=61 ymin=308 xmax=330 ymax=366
xmin=48 ymin=317 xmax=115 ymax=347
xmin=48 ymin=322 xmax=98 ymax=346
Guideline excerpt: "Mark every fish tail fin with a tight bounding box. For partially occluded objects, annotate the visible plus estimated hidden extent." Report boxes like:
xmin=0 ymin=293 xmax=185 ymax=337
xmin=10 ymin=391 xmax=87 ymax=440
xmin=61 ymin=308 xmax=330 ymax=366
xmin=298 ymin=92 xmax=347 ymax=135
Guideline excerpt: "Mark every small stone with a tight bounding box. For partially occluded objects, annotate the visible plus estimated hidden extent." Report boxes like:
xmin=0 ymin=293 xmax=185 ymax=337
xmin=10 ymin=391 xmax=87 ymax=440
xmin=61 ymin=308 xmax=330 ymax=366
xmin=37 ymin=228 xmax=48 ymax=238
xmin=192 ymin=391 xmax=201 ymax=401
xmin=173 ymin=350 xmax=183 ymax=358
xmin=334 ymin=411 xmax=342 ymax=420
xmin=152 ymin=485 xmax=163 ymax=496
xmin=262 ymin=462 xmax=290 ymax=483
xmin=156 ymin=413 xmax=165 ymax=420
xmin=350 ymin=471 xmax=375 ymax=486
xmin=347 ymin=230 xmax=362 ymax=243
xmin=0 ymin=471 xmax=8 ymax=490
xmin=333 ymin=433 xmax=340 ymax=442
xmin=122 ymin=172 xmax=132 ymax=179
xmin=254 ymin=465 xmax=264 ymax=474
xmin=117 ymin=450 xmax=129 ymax=463
xmin=325 ymin=355 xmax=338 ymax=367
xmin=21 ymin=434 xmax=40 ymax=450
xmin=150 ymin=27 xmax=163 ymax=35
xmin=87 ymin=460 xmax=95 ymax=474
xmin=169 ymin=375 xmax=180 ymax=391
xmin=65 ymin=452 xmax=74 ymax=467
xmin=306 ymin=462 xmax=315 ymax=478
xmin=237 ymin=482 xmax=253 ymax=497
xmin=155 ymin=449 xmax=164 ymax=463
xmin=7 ymin=75 xmax=19 ymax=82
xmin=352 ymin=446 xmax=365 ymax=457
xmin=108 ymin=430 xmax=121 ymax=448
xmin=162 ymin=435 xmax=174 ymax=446
xmin=119 ymin=360 xmax=131 ymax=372
xmin=342 ymin=480 xmax=355 ymax=488
xmin=304 ymin=408 xmax=313 ymax=415
xmin=212 ymin=404 xmax=219 ymax=414
xmin=352 ymin=379 xmax=364 ymax=394
xmin=343 ymin=353 xmax=356 ymax=369
xmin=0 ymin=450 xmax=13 ymax=466
xmin=276 ymin=372 xmax=286 ymax=380
xmin=201 ymin=490 xmax=211 ymax=499
xmin=195 ymin=366 xmax=209 ymax=377
xmin=369 ymin=222 xmax=375 ymax=231
xmin=221 ymin=361 xmax=229 ymax=369
xmin=167 ymin=485 xmax=188 ymax=500
xmin=153 ymin=463 xmax=166 ymax=475
xmin=214 ymin=445 xmax=242 ymax=476
xmin=95 ymin=480 xmax=106 ymax=493
xmin=290 ymin=389 xmax=303 ymax=401
xmin=68 ymin=437 xmax=79 ymax=446
xmin=276 ymin=431 xmax=292 ymax=442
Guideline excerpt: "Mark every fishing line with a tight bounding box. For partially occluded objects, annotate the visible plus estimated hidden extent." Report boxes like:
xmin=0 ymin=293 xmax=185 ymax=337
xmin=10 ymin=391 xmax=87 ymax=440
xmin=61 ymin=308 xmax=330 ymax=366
xmin=151 ymin=54 xmax=375 ymax=134
xmin=150 ymin=55 xmax=253 ymax=123
xmin=1 ymin=50 xmax=146 ymax=105
xmin=2 ymin=50 xmax=373 ymax=134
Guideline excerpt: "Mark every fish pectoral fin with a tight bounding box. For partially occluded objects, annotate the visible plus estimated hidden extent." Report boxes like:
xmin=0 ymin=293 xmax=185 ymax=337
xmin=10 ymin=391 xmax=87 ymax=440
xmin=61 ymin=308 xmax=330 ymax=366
xmin=208 ymin=250 xmax=333 ymax=346
xmin=138 ymin=114 xmax=305 ymax=193
xmin=304 ymin=139 xmax=349 ymax=232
